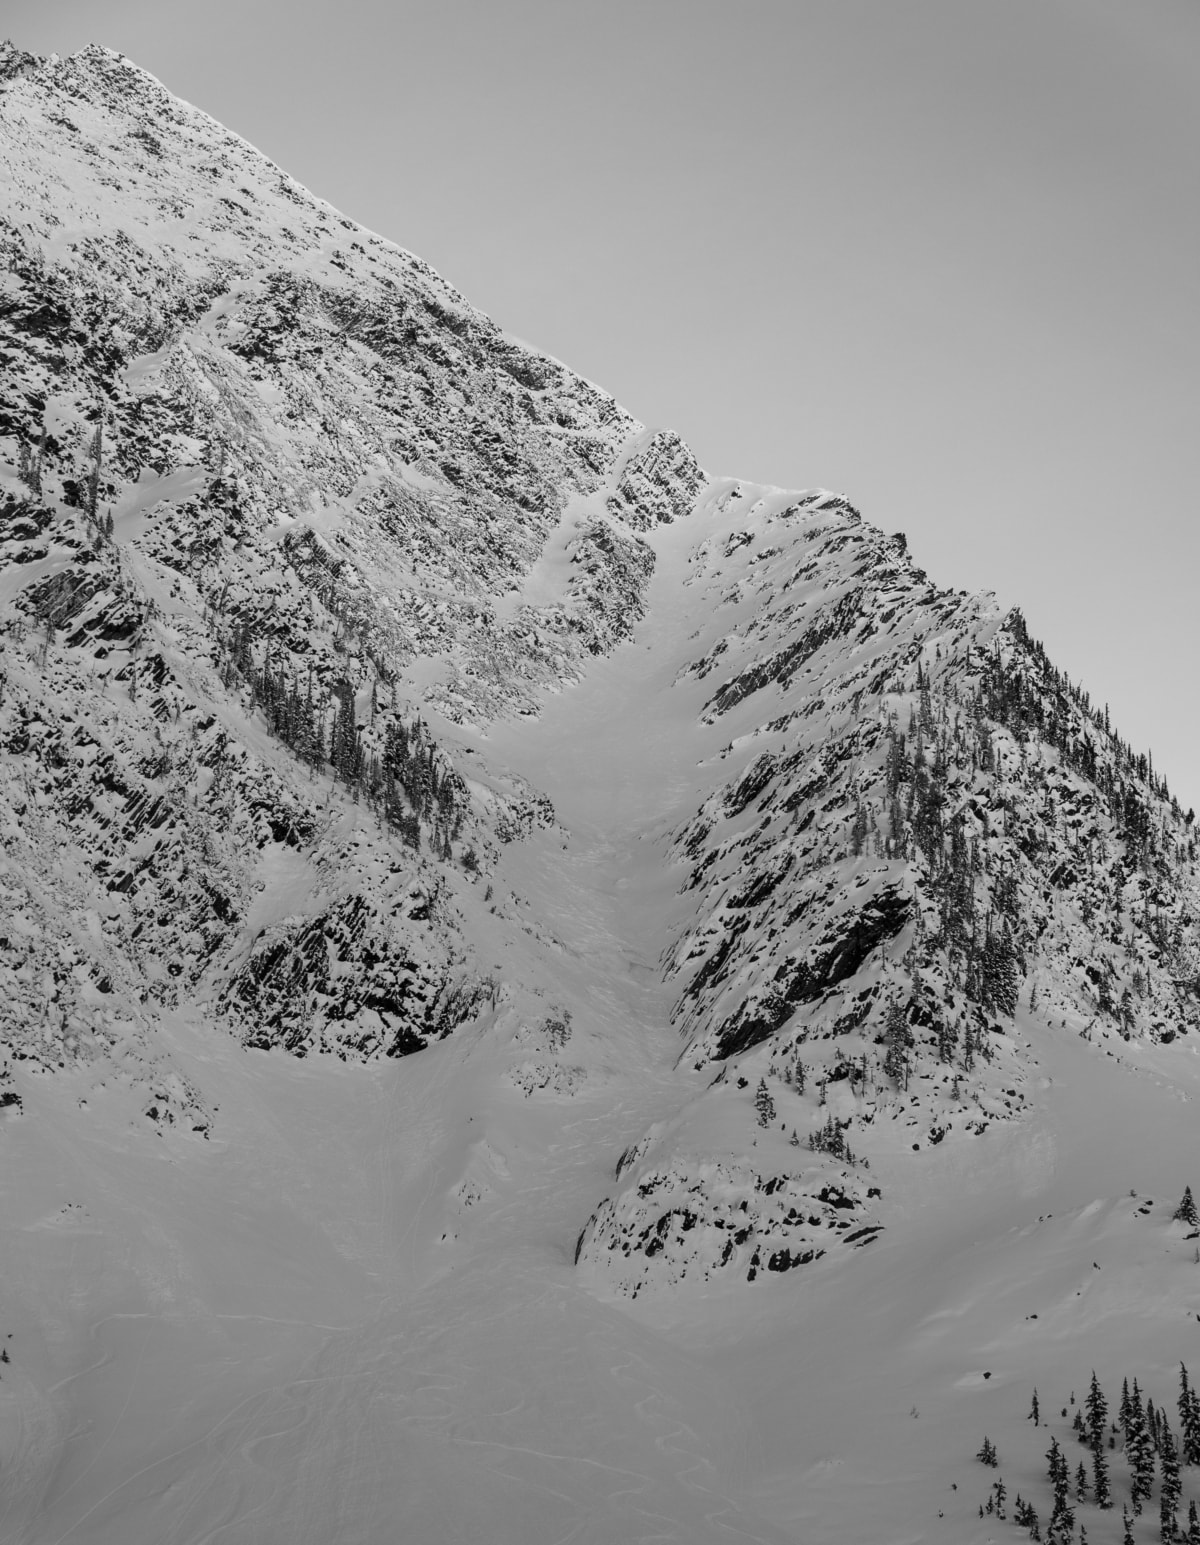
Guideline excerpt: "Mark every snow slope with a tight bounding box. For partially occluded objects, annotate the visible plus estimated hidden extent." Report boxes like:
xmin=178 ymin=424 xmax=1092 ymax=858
xmin=2 ymin=39 xmax=1199 ymax=1545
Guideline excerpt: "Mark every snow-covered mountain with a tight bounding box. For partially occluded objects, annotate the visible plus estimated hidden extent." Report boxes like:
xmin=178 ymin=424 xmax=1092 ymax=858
xmin=2 ymin=41 xmax=1198 ymax=1545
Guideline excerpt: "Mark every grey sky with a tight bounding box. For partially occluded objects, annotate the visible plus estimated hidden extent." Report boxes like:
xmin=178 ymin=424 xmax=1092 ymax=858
xmin=11 ymin=0 xmax=1199 ymax=805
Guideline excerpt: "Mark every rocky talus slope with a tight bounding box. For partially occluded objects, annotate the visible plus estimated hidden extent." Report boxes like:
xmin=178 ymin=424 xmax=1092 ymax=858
xmin=2 ymin=39 xmax=1197 ymax=1313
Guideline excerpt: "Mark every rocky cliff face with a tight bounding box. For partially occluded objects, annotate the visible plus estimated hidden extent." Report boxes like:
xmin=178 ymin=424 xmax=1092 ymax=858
xmin=3 ymin=41 xmax=1197 ymax=1302
xmin=0 ymin=41 xmax=701 ymax=1126
xmin=577 ymin=485 xmax=1199 ymax=1293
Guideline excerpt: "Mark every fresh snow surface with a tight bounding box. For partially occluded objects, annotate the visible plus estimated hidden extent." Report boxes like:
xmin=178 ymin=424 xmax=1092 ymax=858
xmin=3 ymin=499 xmax=1199 ymax=1545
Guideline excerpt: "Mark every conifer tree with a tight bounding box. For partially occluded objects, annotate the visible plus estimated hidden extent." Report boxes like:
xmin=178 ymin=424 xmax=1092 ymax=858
xmin=1179 ymin=1364 xmax=1200 ymax=1466
xmin=17 ymin=437 xmax=37 ymax=496
xmin=754 ymin=1078 xmax=776 ymax=1128
xmin=1187 ymin=1498 xmax=1200 ymax=1543
xmin=1030 ymin=1388 xmax=1041 ymax=1426
xmin=1159 ymin=1422 xmax=1181 ymax=1541
xmin=883 ymin=999 xmax=913 ymax=1088
xmin=1127 ymin=1380 xmax=1156 ymax=1512
xmin=1085 ymin=1371 xmax=1109 ymax=1452
xmin=1075 ymin=1460 xmax=1088 ymax=1502
xmin=1046 ymin=1437 xmax=1074 ymax=1534
xmin=808 ymin=1111 xmax=852 ymax=1160
xmin=331 ymin=683 xmax=360 ymax=785
xmin=86 ymin=415 xmax=103 ymax=523
xmin=1092 ymin=1440 xmax=1112 ymax=1510
xmin=981 ymin=918 xmax=1020 ymax=1017
xmin=1174 ymin=1187 xmax=1199 ymax=1227
xmin=851 ymin=800 xmax=868 ymax=857
xmin=977 ymin=1436 xmax=998 ymax=1467
xmin=1124 ymin=1504 xmax=1136 ymax=1545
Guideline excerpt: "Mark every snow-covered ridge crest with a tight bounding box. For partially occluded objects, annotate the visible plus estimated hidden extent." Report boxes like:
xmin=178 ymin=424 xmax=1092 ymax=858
xmin=1 ymin=39 xmax=520 ymax=319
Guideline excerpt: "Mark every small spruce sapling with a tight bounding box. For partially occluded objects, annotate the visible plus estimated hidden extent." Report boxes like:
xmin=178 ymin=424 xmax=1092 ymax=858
xmin=977 ymin=1436 xmax=998 ymax=1467
xmin=1016 ymin=1496 xmax=1041 ymax=1538
xmin=754 ymin=1079 xmax=776 ymax=1128
xmin=1174 ymin=1186 xmax=1199 ymax=1227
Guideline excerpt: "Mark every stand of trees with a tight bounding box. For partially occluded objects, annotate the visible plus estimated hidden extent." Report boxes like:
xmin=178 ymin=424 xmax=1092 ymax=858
xmin=977 ymin=1356 xmax=1200 ymax=1542
xmin=216 ymin=618 xmax=468 ymax=859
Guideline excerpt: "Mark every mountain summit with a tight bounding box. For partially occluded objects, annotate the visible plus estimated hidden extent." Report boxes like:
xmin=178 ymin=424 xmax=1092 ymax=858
xmin=2 ymin=42 xmax=1198 ymax=1545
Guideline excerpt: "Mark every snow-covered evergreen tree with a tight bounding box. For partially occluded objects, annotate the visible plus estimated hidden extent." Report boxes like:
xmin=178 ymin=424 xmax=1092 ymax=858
xmin=1126 ymin=1380 xmax=1156 ymax=1513
xmin=1159 ymin=1422 xmax=1182 ymax=1541
xmin=1092 ymin=1441 xmax=1112 ymax=1510
xmin=1085 ymin=1371 xmax=1109 ymax=1452
xmin=1045 ymin=1437 xmax=1074 ymax=1536
xmin=1180 ymin=1364 xmax=1200 ymax=1466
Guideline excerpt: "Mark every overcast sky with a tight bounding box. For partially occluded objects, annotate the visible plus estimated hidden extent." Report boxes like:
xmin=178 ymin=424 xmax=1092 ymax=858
xmin=11 ymin=0 xmax=1200 ymax=806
